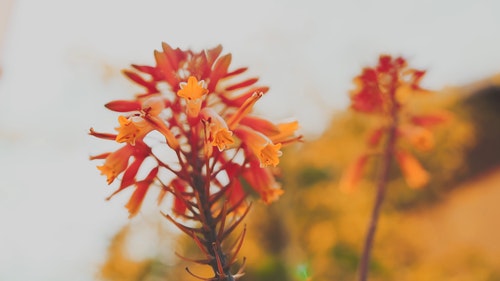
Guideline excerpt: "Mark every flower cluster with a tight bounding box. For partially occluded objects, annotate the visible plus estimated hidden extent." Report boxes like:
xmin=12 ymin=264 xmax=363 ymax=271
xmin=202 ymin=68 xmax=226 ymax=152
xmin=340 ymin=55 xmax=450 ymax=192
xmin=90 ymin=43 xmax=301 ymax=280
xmin=90 ymin=42 xmax=300 ymax=217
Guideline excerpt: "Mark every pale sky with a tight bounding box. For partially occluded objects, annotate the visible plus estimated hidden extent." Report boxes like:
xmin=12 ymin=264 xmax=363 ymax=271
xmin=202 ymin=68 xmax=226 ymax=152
xmin=1 ymin=0 xmax=500 ymax=280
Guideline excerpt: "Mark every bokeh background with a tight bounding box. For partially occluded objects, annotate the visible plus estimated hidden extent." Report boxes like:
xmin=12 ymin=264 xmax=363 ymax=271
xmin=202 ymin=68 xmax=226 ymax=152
xmin=1 ymin=1 xmax=500 ymax=280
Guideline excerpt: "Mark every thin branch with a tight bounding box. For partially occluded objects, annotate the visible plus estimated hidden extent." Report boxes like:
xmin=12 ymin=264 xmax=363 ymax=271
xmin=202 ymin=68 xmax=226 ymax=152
xmin=227 ymin=225 xmax=247 ymax=266
xmin=191 ymin=231 xmax=212 ymax=258
xmin=162 ymin=213 xmax=203 ymax=236
xmin=212 ymin=243 xmax=227 ymax=279
xmin=175 ymin=252 xmax=212 ymax=265
xmin=216 ymin=202 xmax=228 ymax=242
xmin=221 ymin=203 xmax=251 ymax=240
xmin=185 ymin=267 xmax=213 ymax=281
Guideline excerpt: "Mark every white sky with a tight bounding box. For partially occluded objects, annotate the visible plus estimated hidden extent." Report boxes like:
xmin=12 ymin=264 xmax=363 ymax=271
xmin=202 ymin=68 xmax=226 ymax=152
xmin=1 ymin=0 xmax=500 ymax=280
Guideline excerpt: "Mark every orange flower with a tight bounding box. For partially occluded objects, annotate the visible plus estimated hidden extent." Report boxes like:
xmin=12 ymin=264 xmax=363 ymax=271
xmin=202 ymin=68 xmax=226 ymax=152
xmin=96 ymin=145 xmax=134 ymax=185
xmin=243 ymin=159 xmax=284 ymax=203
xmin=396 ymin=150 xmax=430 ymax=189
xmin=177 ymin=76 xmax=208 ymax=118
xmin=235 ymin=126 xmax=282 ymax=167
xmin=399 ymin=125 xmax=434 ymax=151
xmin=239 ymin=115 xmax=279 ymax=133
xmin=91 ymin=42 xmax=301 ymax=231
xmin=200 ymin=108 xmax=234 ymax=151
xmin=339 ymin=154 xmax=369 ymax=193
xmin=226 ymin=92 xmax=263 ymax=130
xmin=91 ymin=43 xmax=302 ymax=279
xmin=115 ymin=116 xmax=152 ymax=145
xmin=345 ymin=55 xmax=441 ymax=192
xmin=270 ymin=120 xmax=300 ymax=144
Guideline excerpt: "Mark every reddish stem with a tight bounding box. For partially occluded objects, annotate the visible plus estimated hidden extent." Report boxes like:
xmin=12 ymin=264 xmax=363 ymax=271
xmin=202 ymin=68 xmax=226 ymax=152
xmin=192 ymin=165 xmax=236 ymax=281
xmin=358 ymin=79 xmax=399 ymax=281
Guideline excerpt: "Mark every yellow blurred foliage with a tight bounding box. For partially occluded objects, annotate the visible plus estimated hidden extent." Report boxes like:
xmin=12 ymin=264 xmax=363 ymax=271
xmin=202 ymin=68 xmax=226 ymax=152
xmin=238 ymin=85 xmax=499 ymax=281
xmin=99 ymin=225 xmax=154 ymax=281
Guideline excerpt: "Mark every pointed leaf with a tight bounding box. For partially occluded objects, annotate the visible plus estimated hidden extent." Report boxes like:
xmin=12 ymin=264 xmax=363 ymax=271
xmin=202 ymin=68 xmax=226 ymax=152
xmin=105 ymin=100 xmax=142 ymax=112
xmin=225 ymin=78 xmax=259 ymax=91
xmin=154 ymin=50 xmax=178 ymax=87
xmin=208 ymin=53 xmax=232 ymax=91
xmin=122 ymin=70 xmax=157 ymax=92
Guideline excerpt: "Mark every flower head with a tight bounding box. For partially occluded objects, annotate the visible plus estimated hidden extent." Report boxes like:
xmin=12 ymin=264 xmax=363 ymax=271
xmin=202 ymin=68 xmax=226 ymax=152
xmin=342 ymin=54 xmax=448 ymax=191
xmin=90 ymin=42 xmax=300 ymax=223
xmin=90 ymin=42 xmax=301 ymax=279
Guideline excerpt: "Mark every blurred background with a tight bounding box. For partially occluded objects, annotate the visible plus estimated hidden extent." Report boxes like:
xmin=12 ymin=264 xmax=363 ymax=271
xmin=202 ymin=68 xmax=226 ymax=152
xmin=1 ymin=0 xmax=500 ymax=280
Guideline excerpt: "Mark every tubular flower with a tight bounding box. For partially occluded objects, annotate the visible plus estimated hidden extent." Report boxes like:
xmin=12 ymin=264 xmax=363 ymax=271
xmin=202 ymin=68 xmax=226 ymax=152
xmin=90 ymin=42 xmax=301 ymax=280
xmin=243 ymin=159 xmax=284 ymax=203
xmin=200 ymin=107 xmax=234 ymax=151
xmin=270 ymin=120 xmax=301 ymax=145
xmin=395 ymin=150 xmax=430 ymax=189
xmin=398 ymin=125 xmax=435 ymax=151
xmin=339 ymin=154 xmax=369 ymax=193
xmin=115 ymin=115 xmax=152 ymax=145
xmin=235 ymin=125 xmax=282 ymax=167
xmin=226 ymin=91 xmax=263 ymax=130
xmin=95 ymin=145 xmax=134 ymax=185
xmin=177 ymin=76 xmax=208 ymax=118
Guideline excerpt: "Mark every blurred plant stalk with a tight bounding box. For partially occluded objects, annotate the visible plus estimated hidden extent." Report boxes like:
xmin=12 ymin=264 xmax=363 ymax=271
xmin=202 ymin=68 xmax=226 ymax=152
xmin=340 ymin=55 xmax=447 ymax=281
xmin=358 ymin=100 xmax=398 ymax=281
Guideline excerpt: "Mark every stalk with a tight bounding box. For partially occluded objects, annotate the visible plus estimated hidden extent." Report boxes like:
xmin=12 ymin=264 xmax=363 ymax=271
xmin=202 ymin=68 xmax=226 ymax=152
xmin=357 ymin=87 xmax=399 ymax=281
xmin=193 ymin=172 xmax=235 ymax=281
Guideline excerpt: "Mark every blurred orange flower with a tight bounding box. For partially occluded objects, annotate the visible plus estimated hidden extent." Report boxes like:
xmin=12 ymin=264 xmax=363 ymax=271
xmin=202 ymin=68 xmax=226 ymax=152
xmin=343 ymin=55 xmax=448 ymax=191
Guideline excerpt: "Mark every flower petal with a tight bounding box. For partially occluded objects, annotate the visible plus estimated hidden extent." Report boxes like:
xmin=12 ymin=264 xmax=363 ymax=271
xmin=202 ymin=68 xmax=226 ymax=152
xmin=396 ymin=150 xmax=430 ymax=189
xmin=126 ymin=167 xmax=159 ymax=218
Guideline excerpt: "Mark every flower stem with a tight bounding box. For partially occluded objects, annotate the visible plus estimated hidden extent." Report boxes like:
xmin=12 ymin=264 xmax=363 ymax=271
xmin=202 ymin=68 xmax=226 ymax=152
xmin=358 ymin=113 xmax=398 ymax=281
xmin=193 ymin=171 xmax=235 ymax=281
